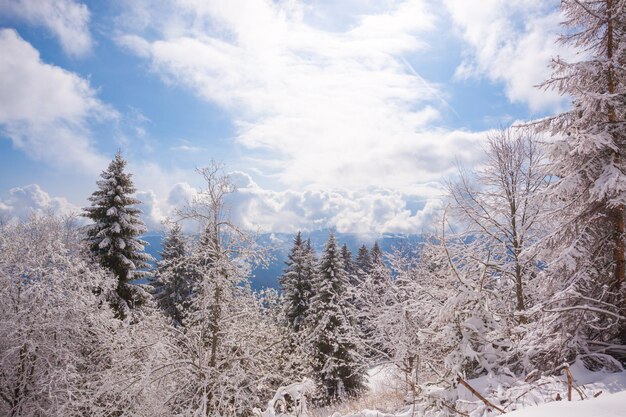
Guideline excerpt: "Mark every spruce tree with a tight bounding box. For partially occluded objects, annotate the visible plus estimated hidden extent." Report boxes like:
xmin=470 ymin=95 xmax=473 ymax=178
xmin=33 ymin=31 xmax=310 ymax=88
xmin=307 ymin=233 xmax=364 ymax=403
xmin=340 ymin=243 xmax=356 ymax=285
xmin=303 ymin=238 xmax=318 ymax=285
xmin=279 ymin=232 xmax=312 ymax=332
xmin=533 ymin=0 xmax=626 ymax=363
xmin=365 ymin=242 xmax=390 ymax=292
xmin=83 ymin=151 xmax=153 ymax=316
xmin=355 ymin=245 xmax=372 ymax=282
xmin=370 ymin=242 xmax=383 ymax=268
xmin=153 ymin=222 xmax=190 ymax=326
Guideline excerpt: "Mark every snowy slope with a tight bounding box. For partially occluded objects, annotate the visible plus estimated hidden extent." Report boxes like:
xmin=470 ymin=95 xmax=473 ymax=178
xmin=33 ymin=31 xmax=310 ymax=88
xmin=332 ymin=362 xmax=626 ymax=417
xmin=504 ymin=390 xmax=626 ymax=417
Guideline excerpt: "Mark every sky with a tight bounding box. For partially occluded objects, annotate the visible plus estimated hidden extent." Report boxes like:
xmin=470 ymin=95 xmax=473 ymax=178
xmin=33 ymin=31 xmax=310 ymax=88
xmin=0 ymin=0 xmax=574 ymax=236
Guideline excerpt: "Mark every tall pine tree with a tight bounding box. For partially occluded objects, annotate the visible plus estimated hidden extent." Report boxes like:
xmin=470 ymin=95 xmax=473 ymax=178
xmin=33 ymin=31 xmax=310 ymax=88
xmin=533 ymin=0 xmax=626 ymax=364
xmin=307 ymin=233 xmax=364 ymax=403
xmin=153 ymin=222 xmax=190 ymax=326
xmin=83 ymin=151 xmax=153 ymax=317
xmin=355 ymin=245 xmax=372 ymax=283
xmin=279 ymin=232 xmax=313 ymax=333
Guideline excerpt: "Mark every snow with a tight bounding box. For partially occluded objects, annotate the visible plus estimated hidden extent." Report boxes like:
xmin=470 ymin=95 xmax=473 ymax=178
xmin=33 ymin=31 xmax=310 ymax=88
xmin=366 ymin=364 xmax=401 ymax=397
xmin=503 ymin=390 xmax=626 ymax=417
xmin=330 ymin=362 xmax=626 ymax=417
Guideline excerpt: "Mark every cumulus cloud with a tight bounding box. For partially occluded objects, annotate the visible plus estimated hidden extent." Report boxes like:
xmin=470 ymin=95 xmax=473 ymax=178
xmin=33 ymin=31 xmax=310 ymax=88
xmin=0 ymin=0 xmax=92 ymax=56
xmin=0 ymin=184 xmax=80 ymax=221
xmin=141 ymin=172 xmax=445 ymax=236
xmin=114 ymin=0 xmax=474 ymax=192
xmin=444 ymin=0 xmax=575 ymax=113
xmin=0 ymin=29 xmax=114 ymax=172
xmin=228 ymin=173 xmax=445 ymax=235
xmin=135 ymin=190 xmax=166 ymax=231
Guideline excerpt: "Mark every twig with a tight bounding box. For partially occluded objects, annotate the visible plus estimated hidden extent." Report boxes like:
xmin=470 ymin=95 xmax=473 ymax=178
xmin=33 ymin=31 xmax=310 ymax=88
xmin=456 ymin=375 xmax=505 ymax=414
xmin=441 ymin=401 xmax=469 ymax=416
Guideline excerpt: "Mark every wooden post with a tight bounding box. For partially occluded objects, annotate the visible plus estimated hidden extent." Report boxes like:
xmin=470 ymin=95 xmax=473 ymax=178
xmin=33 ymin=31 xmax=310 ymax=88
xmin=565 ymin=367 xmax=573 ymax=401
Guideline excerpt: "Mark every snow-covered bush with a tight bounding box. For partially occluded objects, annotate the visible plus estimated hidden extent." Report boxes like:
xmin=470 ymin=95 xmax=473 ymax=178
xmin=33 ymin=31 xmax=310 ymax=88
xmin=0 ymin=214 xmax=118 ymax=416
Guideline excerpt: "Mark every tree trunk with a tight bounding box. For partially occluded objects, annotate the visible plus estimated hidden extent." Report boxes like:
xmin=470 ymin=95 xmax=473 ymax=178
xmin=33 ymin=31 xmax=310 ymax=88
xmin=606 ymin=0 xmax=626 ymax=341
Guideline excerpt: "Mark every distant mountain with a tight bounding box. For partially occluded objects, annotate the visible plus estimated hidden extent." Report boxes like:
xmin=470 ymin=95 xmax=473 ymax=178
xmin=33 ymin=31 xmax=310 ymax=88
xmin=141 ymin=230 xmax=425 ymax=290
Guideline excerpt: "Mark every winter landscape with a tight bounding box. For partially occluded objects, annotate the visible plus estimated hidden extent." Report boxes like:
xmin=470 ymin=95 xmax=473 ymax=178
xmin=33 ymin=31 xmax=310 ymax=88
xmin=1 ymin=1 xmax=626 ymax=416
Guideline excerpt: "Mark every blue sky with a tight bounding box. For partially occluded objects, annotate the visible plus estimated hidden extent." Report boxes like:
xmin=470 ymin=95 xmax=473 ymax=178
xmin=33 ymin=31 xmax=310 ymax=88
xmin=0 ymin=0 xmax=573 ymax=235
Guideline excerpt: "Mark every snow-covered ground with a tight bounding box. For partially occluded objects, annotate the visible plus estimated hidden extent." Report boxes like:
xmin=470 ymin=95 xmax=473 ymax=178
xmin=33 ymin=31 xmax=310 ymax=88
xmin=318 ymin=361 xmax=626 ymax=417
xmin=504 ymin=390 xmax=626 ymax=417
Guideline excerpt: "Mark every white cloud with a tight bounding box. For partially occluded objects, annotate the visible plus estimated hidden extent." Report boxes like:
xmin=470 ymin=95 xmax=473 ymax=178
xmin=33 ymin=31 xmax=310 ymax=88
xmin=0 ymin=0 xmax=92 ymax=56
xmin=114 ymin=0 xmax=474 ymax=192
xmin=0 ymin=184 xmax=80 ymax=221
xmin=135 ymin=189 xmax=166 ymax=231
xmin=444 ymin=0 xmax=574 ymax=113
xmin=111 ymin=0 xmax=506 ymax=234
xmin=227 ymin=172 xmax=445 ymax=236
xmin=170 ymin=144 xmax=207 ymax=153
xmin=138 ymin=171 xmax=445 ymax=236
xmin=0 ymin=29 xmax=114 ymax=172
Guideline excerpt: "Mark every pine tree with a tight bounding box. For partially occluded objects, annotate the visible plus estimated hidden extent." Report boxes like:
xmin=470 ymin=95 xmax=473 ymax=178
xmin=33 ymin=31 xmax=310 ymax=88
xmin=153 ymin=222 xmax=190 ymax=326
xmin=340 ymin=243 xmax=356 ymax=286
xmin=83 ymin=151 xmax=153 ymax=316
xmin=357 ymin=242 xmax=392 ymax=360
xmin=307 ymin=233 xmax=364 ymax=403
xmin=355 ymin=245 xmax=372 ymax=283
xmin=303 ymin=238 xmax=318 ymax=285
xmin=370 ymin=241 xmax=383 ymax=265
xmin=369 ymin=241 xmax=389 ymax=286
xmin=534 ymin=0 xmax=626 ymax=364
xmin=279 ymin=232 xmax=313 ymax=332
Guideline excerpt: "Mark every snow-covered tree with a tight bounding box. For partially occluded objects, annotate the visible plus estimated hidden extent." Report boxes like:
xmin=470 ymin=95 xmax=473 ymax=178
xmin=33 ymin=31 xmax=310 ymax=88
xmin=355 ymin=245 xmax=372 ymax=284
xmin=447 ymin=128 xmax=547 ymax=320
xmin=307 ymin=233 xmax=364 ymax=404
xmin=365 ymin=244 xmax=451 ymax=402
xmin=354 ymin=241 xmax=392 ymax=360
xmin=340 ymin=243 xmax=355 ymax=282
xmin=139 ymin=163 xmax=282 ymax=415
xmin=531 ymin=0 xmax=626 ymax=365
xmin=279 ymin=232 xmax=313 ymax=333
xmin=83 ymin=151 xmax=153 ymax=317
xmin=153 ymin=221 xmax=190 ymax=326
xmin=429 ymin=128 xmax=549 ymax=377
xmin=0 ymin=214 xmax=118 ymax=417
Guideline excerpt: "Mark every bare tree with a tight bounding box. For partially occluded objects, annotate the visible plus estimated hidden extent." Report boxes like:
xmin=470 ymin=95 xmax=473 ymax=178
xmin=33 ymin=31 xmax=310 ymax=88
xmin=447 ymin=128 xmax=548 ymax=319
xmin=131 ymin=162 xmax=282 ymax=416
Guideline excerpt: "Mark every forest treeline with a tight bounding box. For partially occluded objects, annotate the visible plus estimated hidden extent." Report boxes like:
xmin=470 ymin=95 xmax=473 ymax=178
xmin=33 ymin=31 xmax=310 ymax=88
xmin=1 ymin=1 xmax=625 ymax=416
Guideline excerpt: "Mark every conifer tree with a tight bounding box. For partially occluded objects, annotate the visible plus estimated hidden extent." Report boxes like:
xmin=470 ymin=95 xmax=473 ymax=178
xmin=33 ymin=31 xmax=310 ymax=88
xmin=370 ymin=241 xmax=383 ymax=265
xmin=357 ymin=242 xmax=392 ymax=360
xmin=368 ymin=241 xmax=389 ymax=286
xmin=533 ymin=0 xmax=626 ymax=363
xmin=340 ymin=243 xmax=356 ymax=285
xmin=279 ymin=232 xmax=312 ymax=332
xmin=153 ymin=222 xmax=190 ymax=325
xmin=83 ymin=151 xmax=152 ymax=316
xmin=303 ymin=238 xmax=318 ymax=284
xmin=307 ymin=233 xmax=364 ymax=403
xmin=355 ymin=245 xmax=372 ymax=283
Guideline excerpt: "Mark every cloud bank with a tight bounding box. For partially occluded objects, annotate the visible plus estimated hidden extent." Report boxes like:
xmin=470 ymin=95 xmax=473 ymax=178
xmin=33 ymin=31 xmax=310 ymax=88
xmin=0 ymin=184 xmax=80 ymax=221
xmin=115 ymin=0 xmax=482 ymax=192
